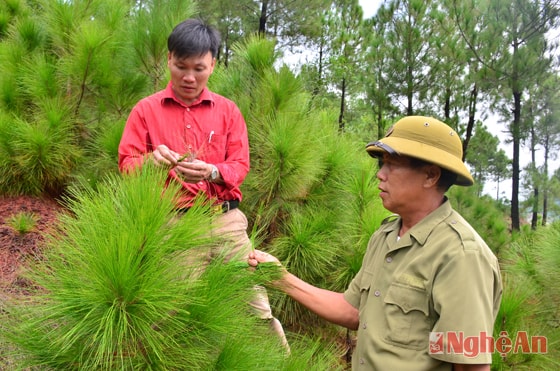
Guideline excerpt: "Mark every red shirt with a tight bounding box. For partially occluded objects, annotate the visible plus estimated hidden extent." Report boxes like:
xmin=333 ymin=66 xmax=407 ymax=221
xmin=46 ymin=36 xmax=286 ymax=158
xmin=118 ymin=83 xmax=250 ymax=207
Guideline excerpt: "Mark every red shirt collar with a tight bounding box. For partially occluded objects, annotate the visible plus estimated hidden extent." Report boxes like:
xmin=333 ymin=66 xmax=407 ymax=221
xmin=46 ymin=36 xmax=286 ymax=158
xmin=161 ymin=82 xmax=214 ymax=107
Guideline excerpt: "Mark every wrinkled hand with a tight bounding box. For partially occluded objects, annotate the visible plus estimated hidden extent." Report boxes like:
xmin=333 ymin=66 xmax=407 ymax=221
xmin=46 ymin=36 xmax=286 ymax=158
xmin=248 ymin=250 xmax=288 ymax=286
xmin=248 ymin=250 xmax=281 ymax=268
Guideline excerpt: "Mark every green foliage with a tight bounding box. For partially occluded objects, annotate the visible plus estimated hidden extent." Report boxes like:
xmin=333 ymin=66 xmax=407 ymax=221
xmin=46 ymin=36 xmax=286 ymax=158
xmin=1 ymin=164 xmax=342 ymax=369
xmin=2 ymin=165 xmax=205 ymax=368
xmin=6 ymin=210 xmax=37 ymax=234
xmin=330 ymin=158 xmax=389 ymax=292
xmin=492 ymin=222 xmax=560 ymax=369
xmin=0 ymin=110 xmax=81 ymax=196
xmin=269 ymin=206 xmax=340 ymax=326
xmin=491 ymin=274 xmax=547 ymax=369
xmin=71 ymin=118 xmax=126 ymax=191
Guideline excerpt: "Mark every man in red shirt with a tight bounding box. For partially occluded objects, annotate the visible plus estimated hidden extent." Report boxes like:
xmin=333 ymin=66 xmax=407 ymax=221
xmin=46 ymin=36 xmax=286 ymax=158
xmin=118 ymin=18 xmax=288 ymax=350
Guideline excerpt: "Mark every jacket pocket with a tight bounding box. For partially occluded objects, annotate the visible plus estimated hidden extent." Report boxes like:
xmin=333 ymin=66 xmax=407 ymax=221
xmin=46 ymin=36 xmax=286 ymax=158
xmin=383 ymin=282 xmax=430 ymax=349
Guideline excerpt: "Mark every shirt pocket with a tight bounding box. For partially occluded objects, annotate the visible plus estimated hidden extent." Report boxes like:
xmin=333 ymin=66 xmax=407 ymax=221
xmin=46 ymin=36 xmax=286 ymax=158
xmin=201 ymin=131 xmax=226 ymax=163
xmin=383 ymin=283 xmax=430 ymax=350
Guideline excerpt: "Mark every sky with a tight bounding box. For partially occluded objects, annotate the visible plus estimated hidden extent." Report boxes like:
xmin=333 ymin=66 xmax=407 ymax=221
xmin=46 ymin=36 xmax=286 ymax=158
xmin=359 ymin=0 xmax=383 ymax=19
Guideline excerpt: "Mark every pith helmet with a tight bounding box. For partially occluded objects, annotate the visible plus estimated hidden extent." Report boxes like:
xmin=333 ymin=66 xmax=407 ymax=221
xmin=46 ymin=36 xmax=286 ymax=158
xmin=365 ymin=116 xmax=474 ymax=186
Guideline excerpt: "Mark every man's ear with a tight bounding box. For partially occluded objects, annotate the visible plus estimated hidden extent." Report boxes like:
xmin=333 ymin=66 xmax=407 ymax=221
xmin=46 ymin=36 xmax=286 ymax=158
xmin=209 ymin=57 xmax=217 ymax=73
xmin=424 ymin=165 xmax=441 ymax=188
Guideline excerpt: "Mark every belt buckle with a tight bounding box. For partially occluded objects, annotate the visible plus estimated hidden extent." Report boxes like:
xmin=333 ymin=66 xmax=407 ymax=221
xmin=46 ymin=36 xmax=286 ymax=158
xmin=221 ymin=201 xmax=230 ymax=213
xmin=213 ymin=201 xmax=228 ymax=214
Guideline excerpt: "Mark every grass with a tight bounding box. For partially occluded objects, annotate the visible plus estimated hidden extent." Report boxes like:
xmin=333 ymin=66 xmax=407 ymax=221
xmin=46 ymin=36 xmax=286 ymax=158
xmin=6 ymin=211 xmax=38 ymax=234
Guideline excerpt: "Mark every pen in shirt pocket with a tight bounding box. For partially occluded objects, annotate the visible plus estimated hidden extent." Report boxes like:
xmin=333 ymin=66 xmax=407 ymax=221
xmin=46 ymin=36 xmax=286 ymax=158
xmin=208 ymin=130 xmax=214 ymax=143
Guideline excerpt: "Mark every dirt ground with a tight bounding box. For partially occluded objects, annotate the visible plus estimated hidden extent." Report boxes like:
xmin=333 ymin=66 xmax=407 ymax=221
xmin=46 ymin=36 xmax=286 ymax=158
xmin=0 ymin=195 xmax=64 ymax=295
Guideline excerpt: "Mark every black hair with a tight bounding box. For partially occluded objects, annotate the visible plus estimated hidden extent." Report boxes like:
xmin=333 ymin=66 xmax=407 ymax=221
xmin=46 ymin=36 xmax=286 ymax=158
xmin=167 ymin=19 xmax=221 ymax=59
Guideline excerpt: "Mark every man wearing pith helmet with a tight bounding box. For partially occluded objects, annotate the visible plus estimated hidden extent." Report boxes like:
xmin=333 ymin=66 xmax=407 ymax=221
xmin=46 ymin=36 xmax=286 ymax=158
xmin=248 ymin=116 xmax=502 ymax=370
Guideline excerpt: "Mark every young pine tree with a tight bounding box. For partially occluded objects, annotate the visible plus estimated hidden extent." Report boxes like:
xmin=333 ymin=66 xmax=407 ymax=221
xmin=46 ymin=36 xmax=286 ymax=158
xmin=0 ymin=164 xmax=341 ymax=369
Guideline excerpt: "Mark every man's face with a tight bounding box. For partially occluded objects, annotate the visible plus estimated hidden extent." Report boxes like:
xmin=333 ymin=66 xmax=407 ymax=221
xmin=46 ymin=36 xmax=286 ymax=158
xmin=376 ymin=154 xmax=429 ymax=215
xmin=168 ymin=51 xmax=215 ymax=105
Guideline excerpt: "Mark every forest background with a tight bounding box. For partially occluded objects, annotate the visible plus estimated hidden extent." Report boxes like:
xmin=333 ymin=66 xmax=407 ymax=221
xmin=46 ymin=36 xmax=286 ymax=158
xmin=0 ymin=0 xmax=559 ymax=369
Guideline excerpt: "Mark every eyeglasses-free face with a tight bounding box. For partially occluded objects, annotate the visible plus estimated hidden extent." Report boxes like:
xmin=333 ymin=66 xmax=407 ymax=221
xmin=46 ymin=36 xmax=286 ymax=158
xmin=168 ymin=51 xmax=215 ymax=106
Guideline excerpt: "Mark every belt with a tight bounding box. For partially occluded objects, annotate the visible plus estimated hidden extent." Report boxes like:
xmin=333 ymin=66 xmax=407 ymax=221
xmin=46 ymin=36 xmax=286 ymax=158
xmin=214 ymin=200 xmax=239 ymax=213
xmin=177 ymin=200 xmax=239 ymax=214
